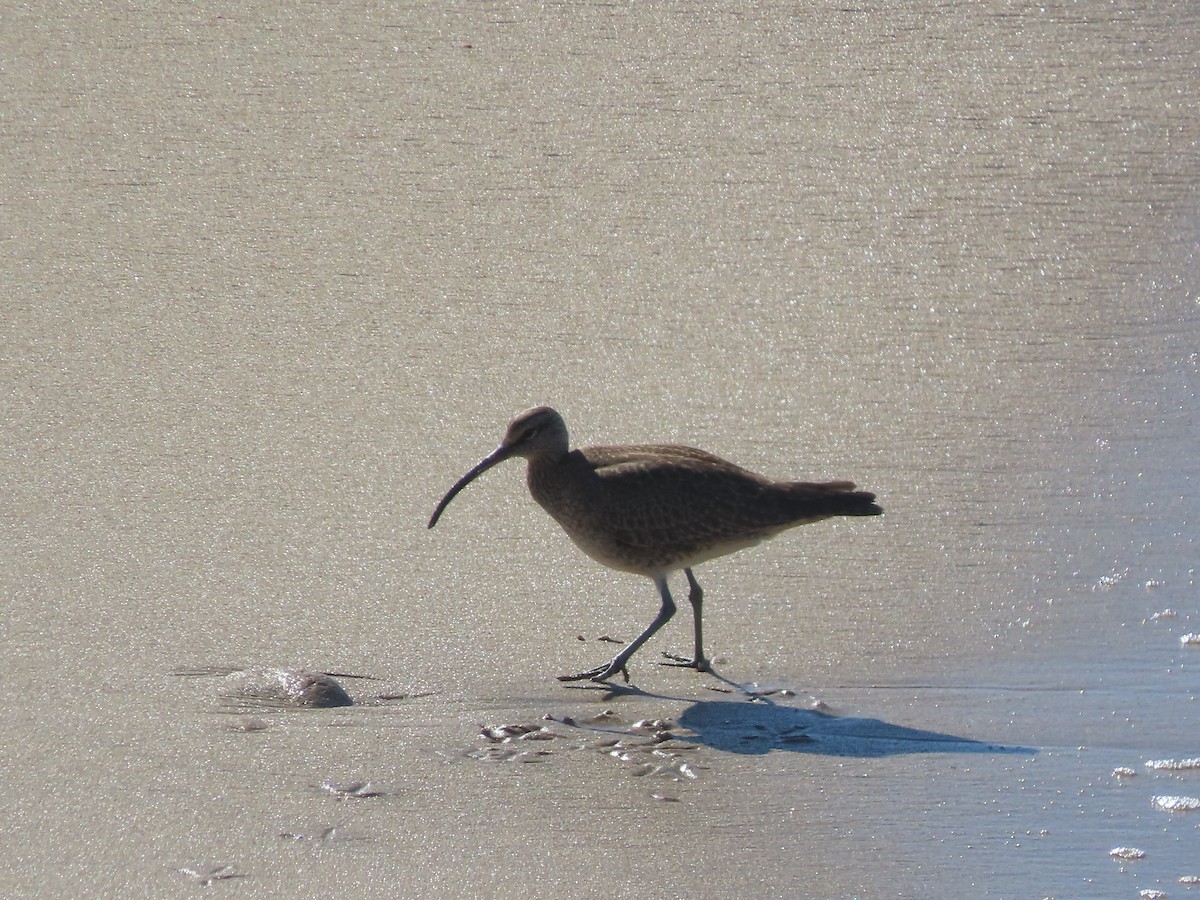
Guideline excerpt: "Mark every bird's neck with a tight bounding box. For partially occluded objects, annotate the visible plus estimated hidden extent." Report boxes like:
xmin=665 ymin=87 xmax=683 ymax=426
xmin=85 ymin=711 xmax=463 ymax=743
xmin=525 ymin=449 xmax=582 ymax=515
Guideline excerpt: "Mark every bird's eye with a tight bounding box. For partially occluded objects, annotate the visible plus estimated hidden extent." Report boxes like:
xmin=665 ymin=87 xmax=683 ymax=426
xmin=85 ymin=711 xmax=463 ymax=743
xmin=522 ymin=426 xmax=540 ymax=441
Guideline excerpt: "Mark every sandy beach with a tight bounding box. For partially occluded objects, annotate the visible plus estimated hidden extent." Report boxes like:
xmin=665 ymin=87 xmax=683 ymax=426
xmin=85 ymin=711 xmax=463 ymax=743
xmin=3 ymin=3 xmax=1199 ymax=897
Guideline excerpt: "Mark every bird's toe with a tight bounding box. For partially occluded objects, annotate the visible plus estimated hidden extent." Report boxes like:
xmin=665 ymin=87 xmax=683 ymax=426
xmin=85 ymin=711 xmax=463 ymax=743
xmin=557 ymin=660 xmax=630 ymax=683
xmin=659 ymin=652 xmax=712 ymax=673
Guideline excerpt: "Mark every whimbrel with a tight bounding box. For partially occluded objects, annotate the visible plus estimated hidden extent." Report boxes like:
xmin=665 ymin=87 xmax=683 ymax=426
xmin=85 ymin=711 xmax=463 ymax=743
xmin=428 ymin=407 xmax=881 ymax=683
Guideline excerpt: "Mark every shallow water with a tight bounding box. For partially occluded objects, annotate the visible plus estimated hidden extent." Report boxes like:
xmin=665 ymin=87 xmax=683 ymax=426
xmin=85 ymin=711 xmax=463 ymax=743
xmin=3 ymin=2 xmax=1199 ymax=897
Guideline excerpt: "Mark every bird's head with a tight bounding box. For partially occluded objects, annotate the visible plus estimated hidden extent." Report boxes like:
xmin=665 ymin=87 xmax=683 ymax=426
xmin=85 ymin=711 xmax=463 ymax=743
xmin=428 ymin=406 xmax=569 ymax=528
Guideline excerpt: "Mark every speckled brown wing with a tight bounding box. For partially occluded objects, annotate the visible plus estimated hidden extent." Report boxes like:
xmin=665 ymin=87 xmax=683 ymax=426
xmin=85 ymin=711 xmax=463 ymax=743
xmin=565 ymin=444 xmax=877 ymax=572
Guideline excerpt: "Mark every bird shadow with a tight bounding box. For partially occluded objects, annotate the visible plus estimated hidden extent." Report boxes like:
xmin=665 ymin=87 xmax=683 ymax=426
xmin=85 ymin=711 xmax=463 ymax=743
xmin=563 ymin=668 xmax=1035 ymax=759
xmin=675 ymin=699 xmax=1035 ymax=758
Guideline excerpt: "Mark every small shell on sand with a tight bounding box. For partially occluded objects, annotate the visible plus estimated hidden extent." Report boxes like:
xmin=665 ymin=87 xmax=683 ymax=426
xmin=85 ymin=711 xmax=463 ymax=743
xmin=176 ymin=865 xmax=247 ymax=886
xmin=480 ymin=723 xmax=547 ymax=742
xmin=320 ymin=780 xmax=382 ymax=799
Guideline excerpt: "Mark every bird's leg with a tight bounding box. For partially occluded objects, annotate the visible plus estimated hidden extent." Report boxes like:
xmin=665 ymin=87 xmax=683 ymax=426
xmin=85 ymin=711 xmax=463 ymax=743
xmin=660 ymin=568 xmax=712 ymax=672
xmin=558 ymin=576 xmax=677 ymax=683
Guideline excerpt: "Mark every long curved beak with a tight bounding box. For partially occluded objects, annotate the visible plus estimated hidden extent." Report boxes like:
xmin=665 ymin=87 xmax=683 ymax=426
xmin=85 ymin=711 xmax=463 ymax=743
xmin=428 ymin=444 xmax=515 ymax=528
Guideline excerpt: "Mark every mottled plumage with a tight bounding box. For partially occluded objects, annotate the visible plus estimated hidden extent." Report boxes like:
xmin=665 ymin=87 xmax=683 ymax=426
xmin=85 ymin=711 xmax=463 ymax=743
xmin=429 ymin=407 xmax=881 ymax=682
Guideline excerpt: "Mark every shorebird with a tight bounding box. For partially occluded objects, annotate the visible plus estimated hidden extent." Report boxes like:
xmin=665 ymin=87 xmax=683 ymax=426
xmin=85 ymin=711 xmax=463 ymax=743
xmin=428 ymin=407 xmax=881 ymax=683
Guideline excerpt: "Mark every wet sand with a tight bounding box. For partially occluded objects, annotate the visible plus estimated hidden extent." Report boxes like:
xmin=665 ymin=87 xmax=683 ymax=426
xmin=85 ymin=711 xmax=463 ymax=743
xmin=3 ymin=3 xmax=1200 ymax=897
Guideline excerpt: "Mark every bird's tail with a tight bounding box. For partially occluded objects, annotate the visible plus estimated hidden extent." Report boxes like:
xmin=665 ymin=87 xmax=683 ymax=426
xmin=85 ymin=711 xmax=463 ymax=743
xmin=789 ymin=481 xmax=883 ymax=518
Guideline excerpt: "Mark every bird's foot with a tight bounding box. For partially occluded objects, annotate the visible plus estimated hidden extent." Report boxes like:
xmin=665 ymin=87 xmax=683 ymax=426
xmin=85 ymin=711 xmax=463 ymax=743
xmin=659 ymin=652 xmax=712 ymax=673
xmin=557 ymin=661 xmax=630 ymax=683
